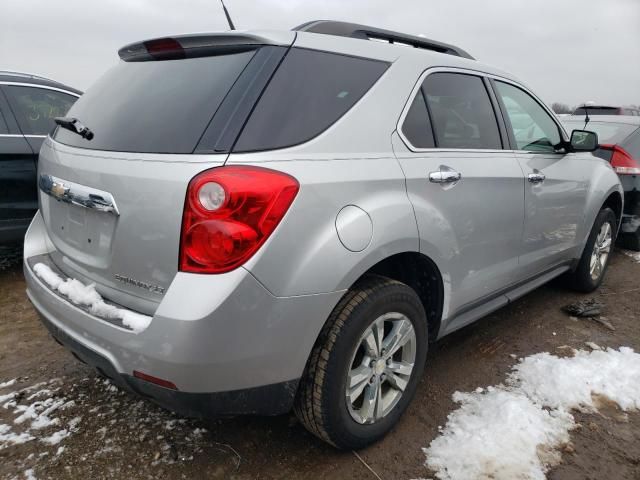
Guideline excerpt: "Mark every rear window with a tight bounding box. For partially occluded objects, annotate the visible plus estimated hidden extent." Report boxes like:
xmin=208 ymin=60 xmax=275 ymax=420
xmin=573 ymin=107 xmax=619 ymax=116
xmin=53 ymin=50 xmax=256 ymax=153
xmin=562 ymin=121 xmax=638 ymax=145
xmin=233 ymin=49 xmax=388 ymax=152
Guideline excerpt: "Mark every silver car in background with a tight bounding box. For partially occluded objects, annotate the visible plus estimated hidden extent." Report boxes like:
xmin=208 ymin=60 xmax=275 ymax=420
xmin=24 ymin=20 xmax=623 ymax=449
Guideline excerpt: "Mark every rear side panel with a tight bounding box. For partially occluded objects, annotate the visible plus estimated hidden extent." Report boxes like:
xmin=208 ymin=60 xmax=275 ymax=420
xmin=230 ymin=154 xmax=418 ymax=297
xmin=225 ymin=43 xmax=425 ymax=297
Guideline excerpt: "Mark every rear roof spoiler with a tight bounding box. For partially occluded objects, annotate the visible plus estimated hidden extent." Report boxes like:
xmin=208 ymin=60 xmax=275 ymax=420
xmin=118 ymin=31 xmax=295 ymax=61
xmin=294 ymin=20 xmax=474 ymax=60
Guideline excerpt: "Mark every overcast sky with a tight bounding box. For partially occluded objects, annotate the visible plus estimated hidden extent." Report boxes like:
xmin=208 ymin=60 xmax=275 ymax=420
xmin=1 ymin=0 xmax=638 ymax=106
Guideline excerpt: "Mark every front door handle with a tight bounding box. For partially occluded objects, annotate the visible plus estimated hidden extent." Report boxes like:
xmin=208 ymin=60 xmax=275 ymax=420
xmin=429 ymin=169 xmax=462 ymax=184
xmin=528 ymin=172 xmax=546 ymax=184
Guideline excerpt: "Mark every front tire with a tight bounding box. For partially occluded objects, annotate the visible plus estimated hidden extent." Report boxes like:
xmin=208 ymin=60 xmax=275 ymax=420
xmin=568 ymin=207 xmax=616 ymax=292
xmin=294 ymin=275 xmax=428 ymax=450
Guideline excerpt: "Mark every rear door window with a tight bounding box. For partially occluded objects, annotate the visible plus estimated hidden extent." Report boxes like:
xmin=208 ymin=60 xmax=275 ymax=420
xmin=495 ymin=81 xmax=561 ymax=152
xmin=422 ymin=73 xmax=502 ymax=150
xmin=401 ymin=89 xmax=435 ymax=148
xmin=4 ymin=85 xmax=77 ymax=135
xmin=233 ymin=48 xmax=389 ymax=152
xmin=54 ymin=50 xmax=256 ymax=153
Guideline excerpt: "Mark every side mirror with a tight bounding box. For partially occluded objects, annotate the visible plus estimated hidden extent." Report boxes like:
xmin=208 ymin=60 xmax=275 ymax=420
xmin=570 ymin=129 xmax=598 ymax=152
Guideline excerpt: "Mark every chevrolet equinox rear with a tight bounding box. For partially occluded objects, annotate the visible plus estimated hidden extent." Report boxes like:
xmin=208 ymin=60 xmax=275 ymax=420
xmin=24 ymin=21 xmax=623 ymax=449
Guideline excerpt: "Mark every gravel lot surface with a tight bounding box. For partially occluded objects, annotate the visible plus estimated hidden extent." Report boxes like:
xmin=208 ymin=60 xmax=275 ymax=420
xmin=1 ymin=251 xmax=638 ymax=479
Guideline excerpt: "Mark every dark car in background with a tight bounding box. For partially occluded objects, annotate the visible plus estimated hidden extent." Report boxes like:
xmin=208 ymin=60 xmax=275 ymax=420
xmin=573 ymin=105 xmax=640 ymax=116
xmin=0 ymin=71 xmax=80 ymax=245
xmin=563 ymin=115 xmax=640 ymax=249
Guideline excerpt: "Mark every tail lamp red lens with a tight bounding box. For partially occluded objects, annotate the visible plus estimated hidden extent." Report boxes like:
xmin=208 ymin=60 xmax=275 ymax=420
xmin=179 ymin=166 xmax=299 ymax=274
xmin=601 ymin=144 xmax=640 ymax=175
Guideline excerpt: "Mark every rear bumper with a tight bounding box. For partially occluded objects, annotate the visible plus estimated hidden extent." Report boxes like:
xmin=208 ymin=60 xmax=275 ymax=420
xmin=38 ymin=311 xmax=297 ymax=417
xmin=24 ymin=212 xmax=343 ymax=416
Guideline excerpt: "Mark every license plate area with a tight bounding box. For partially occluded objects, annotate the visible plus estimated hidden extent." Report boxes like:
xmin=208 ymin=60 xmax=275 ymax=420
xmin=41 ymin=195 xmax=117 ymax=269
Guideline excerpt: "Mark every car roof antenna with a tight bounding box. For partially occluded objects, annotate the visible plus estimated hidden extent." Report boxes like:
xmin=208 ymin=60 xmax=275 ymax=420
xmin=219 ymin=0 xmax=236 ymax=30
xmin=583 ymin=106 xmax=590 ymax=130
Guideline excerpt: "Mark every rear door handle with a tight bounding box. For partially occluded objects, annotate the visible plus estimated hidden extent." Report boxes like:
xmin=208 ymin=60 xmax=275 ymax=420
xmin=527 ymin=172 xmax=546 ymax=184
xmin=429 ymin=169 xmax=462 ymax=184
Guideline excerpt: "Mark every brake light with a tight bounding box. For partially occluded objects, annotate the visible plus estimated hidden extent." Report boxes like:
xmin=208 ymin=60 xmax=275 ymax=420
xmin=143 ymin=38 xmax=185 ymax=60
xmin=601 ymin=144 xmax=640 ymax=175
xmin=179 ymin=166 xmax=299 ymax=274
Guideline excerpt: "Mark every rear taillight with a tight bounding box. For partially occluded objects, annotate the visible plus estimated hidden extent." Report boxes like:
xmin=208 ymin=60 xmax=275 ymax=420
xmin=601 ymin=144 xmax=640 ymax=175
xmin=179 ymin=166 xmax=299 ymax=274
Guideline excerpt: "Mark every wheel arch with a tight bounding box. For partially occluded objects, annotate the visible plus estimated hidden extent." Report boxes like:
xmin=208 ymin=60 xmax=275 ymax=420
xmin=602 ymin=190 xmax=623 ymax=233
xmin=346 ymin=251 xmax=445 ymax=342
xmin=578 ymin=164 xmax=624 ymax=253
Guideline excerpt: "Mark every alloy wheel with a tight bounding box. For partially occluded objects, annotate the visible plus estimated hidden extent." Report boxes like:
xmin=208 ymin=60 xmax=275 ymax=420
xmin=590 ymin=221 xmax=612 ymax=281
xmin=345 ymin=312 xmax=417 ymax=424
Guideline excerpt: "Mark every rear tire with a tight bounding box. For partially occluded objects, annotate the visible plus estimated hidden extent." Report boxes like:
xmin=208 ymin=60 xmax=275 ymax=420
xmin=568 ymin=208 xmax=616 ymax=292
xmin=294 ymin=275 xmax=428 ymax=450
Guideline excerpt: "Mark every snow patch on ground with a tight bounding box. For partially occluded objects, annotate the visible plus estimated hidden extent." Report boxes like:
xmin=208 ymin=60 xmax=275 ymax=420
xmin=425 ymin=347 xmax=640 ymax=480
xmin=32 ymin=263 xmax=152 ymax=333
xmin=2 ymin=375 xmax=211 ymax=477
xmin=0 ymin=379 xmax=77 ymax=453
xmin=0 ymin=424 xmax=35 ymax=448
xmin=621 ymin=249 xmax=640 ymax=263
xmin=23 ymin=468 xmax=37 ymax=480
xmin=0 ymin=379 xmax=16 ymax=389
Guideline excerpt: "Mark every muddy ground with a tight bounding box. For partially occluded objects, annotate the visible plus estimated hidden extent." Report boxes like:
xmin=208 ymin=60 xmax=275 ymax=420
xmin=0 ymin=251 xmax=639 ymax=480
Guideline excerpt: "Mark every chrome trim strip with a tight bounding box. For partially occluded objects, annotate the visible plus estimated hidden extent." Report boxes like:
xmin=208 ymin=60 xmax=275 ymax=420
xmin=0 ymin=134 xmax=48 ymax=138
xmin=39 ymin=174 xmax=120 ymax=216
xmin=0 ymin=81 xmax=80 ymax=98
xmin=395 ymin=66 xmax=568 ymax=154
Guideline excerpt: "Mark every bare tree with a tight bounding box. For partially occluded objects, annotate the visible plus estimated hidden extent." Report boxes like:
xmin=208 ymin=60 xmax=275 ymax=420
xmin=551 ymin=102 xmax=572 ymax=114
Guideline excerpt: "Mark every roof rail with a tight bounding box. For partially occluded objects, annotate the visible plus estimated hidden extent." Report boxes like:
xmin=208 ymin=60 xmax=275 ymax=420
xmin=293 ymin=20 xmax=474 ymax=60
xmin=0 ymin=70 xmax=55 ymax=82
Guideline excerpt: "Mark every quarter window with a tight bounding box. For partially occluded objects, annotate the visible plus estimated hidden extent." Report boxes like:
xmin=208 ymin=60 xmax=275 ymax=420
xmin=234 ymin=49 xmax=389 ymax=152
xmin=422 ymin=73 xmax=502 ymax=150
xmin=4 ymin=85 xmax=77 ymax=135
xmin=401 ymin=89 xmax=435 ymax=148
xmin=495 ymin=81 xmax=561 ymax=152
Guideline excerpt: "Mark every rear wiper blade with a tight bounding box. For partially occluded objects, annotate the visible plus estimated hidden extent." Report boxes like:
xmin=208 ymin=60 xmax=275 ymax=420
xmin=54 ymin=117 xmax=94 ymax=140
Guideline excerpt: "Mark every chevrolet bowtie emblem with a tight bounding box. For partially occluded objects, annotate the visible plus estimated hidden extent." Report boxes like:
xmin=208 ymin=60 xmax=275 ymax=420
xmin=50 ymin=182 xmax=69 ymax=199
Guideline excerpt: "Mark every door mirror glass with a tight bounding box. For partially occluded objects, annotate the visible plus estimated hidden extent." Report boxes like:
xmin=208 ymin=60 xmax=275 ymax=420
xmin=570 ymin=129 xmax=598 ymax=152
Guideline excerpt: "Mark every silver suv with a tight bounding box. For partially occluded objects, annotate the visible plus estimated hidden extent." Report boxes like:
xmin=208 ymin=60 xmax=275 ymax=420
xmin=24 ymin=21 xmax=622 ymax=449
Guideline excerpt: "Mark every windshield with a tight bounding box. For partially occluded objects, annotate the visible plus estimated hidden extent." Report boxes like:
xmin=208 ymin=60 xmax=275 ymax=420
xmin=53 ymin=50 xmax=256 ymax=153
